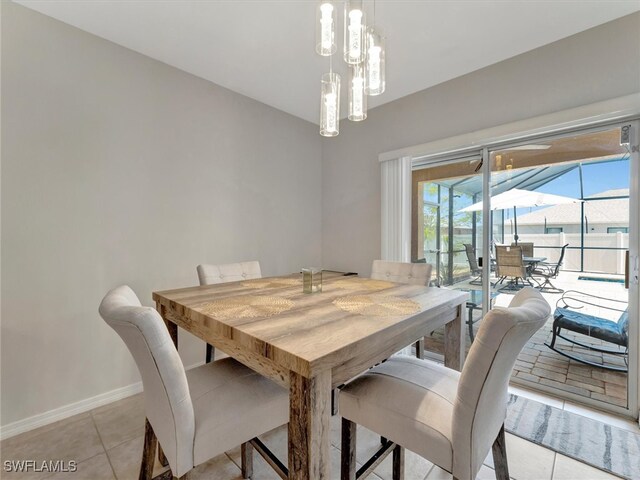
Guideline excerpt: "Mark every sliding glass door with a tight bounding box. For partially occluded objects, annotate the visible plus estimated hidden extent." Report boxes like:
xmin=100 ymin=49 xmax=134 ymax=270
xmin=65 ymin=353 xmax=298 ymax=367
xmin=412 ymin=121 xmax=638 ymax=416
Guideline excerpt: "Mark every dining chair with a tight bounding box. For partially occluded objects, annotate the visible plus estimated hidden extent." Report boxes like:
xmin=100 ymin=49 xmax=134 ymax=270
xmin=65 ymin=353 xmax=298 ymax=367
xmin=370 ymin=259 xmax=432 ymax=286
xmin=339 ymin=287 xmax=550 ymax=480
xmin=370 ymin=260 xmax=433 ymax=358
xmin=495 ymin=246 xmax=531 ymax=291
xmin=99 ymin=285 xmax=288 ymax=480
xmin=196 ymin=261 xmax=262 ymax=363
xmin=511 ymin=242 xmax=534 ymax=258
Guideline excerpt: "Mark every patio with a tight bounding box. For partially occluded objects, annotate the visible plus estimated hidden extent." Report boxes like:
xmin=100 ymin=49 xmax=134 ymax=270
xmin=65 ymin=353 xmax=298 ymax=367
xmin=423 ymin=270 xmax=629 ymax=408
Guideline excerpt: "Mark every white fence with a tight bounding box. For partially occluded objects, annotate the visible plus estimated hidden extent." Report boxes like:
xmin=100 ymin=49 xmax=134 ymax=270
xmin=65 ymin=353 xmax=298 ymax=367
xmin=505 ymin=232 xmax=628 ymax=274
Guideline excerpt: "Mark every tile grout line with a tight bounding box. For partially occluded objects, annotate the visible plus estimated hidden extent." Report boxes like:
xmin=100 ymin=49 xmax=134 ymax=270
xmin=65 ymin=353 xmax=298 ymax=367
xmin=90 ymin=411 xmax=118 ymax=480
xmin=423 ymin=463 xmax=435 ymax=480
xmin=224 ymin=451 xmax=242 ymax=471
xmin=549 ymin=452 xmax=558 ymax=480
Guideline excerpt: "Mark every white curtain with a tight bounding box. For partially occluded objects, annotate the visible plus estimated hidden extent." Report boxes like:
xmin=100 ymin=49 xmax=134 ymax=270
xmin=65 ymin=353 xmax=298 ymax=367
xmin=381 ymin=156 xmax=412 ymax=261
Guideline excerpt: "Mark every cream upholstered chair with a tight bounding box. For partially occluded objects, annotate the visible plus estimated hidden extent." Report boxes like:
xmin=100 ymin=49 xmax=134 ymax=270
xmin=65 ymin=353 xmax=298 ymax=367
xmin=99 ymin=285 xmax=288 ymax=480
xmin=339 ymin=287 xmax=550 ymax=480
xmin=371 ymin=260 xmax=433 ymax=358
xmin=370 ymin=260 xmax=432 ymax=286
xmin=196 ymin=261 xmax=262 ymax=363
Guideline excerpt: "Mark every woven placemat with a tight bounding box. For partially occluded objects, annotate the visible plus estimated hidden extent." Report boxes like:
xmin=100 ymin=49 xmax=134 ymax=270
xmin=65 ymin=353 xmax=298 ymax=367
xmin=333 ymin=278 xmax=395 ymax=291
xmin=333 ymin=295 xmax=420 ymax=317
xmin=200 ymin=295 xmax=294 ymax=320
xmin=242 ymin=278 xmax=301 ymax=289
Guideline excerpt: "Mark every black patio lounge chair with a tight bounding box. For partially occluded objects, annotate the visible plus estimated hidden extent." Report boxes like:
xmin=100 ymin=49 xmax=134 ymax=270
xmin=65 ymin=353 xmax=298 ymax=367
xmin=531 ymin=244 xmax=569 ymax=293
xmin=546 ymin=290 xmax=628 ymax=372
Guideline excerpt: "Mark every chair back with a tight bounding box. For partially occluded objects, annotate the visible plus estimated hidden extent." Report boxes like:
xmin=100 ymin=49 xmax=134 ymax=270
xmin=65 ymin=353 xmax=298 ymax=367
xmin=552 ymin=244 xmax=569 ymax=276
xmin=197 ymin=261 xmax=262 ymax=286
xmin=370 ymin=260 xmax=432 ymax=286
xmin=452 ymin=287 xmax=550 ymax=480
xmin=496 ymin=246 xmax=526 ymax=278
xmin=511 ymin=242 xmax=533 ymax=257
xmin=99 ymin=286 xmax=194 ymax=477
xmin=463 ymin=244 xmax=480 ymax=273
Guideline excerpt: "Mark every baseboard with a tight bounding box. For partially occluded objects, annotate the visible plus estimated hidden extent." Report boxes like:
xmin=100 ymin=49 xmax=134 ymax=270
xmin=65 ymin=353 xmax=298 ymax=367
xmin=0 ymin=360 xmax=206 ymax=441
xmin=0 ymin=381 xmax=142 ymax=441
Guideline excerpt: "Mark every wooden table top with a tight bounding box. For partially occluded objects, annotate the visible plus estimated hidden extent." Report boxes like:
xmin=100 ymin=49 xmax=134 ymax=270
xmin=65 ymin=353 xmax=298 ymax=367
xmin=153 ymin=273 xmax=467 ymax=378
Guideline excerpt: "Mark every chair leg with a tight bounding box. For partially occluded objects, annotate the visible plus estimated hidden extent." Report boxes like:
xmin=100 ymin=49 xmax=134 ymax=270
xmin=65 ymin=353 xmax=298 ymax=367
xmin=341 ymin=418 xmax=357 ymax=480
xmin=158 ymin=444 xmax=169 ymax=467
xmin=491 ymin=424 xmax=509 ymax=480
xmin=392 ymin=445 xmax=404 ymax=480
xmin=414 ymin=339 xmax=424 ymax=359
xmin=205 ymin=343 xmax=214 ymax=363
xmin=139 ymin=418 xmax=157 ymax=480
xmin=549 ymin=325 xmax=560 ymax=348
xmin=241 ymin=442 xmax=253 ymax=479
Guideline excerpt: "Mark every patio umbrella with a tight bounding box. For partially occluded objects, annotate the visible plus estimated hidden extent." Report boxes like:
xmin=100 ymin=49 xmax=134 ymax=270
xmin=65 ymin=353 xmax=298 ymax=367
xmin=459 ymin=188 xmax=578 ymax=244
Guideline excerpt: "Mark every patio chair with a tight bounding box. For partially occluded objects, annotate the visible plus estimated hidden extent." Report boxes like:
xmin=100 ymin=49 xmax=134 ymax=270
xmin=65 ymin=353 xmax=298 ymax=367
xmin=495 ymin=246 xmax=533 ymax=292
xmin=511 ymin=242 xmax=534 ymax=258
xmin=530 ymin=244 xmax=569 ymax=293
xmin=463 ymin=244 xmax=482 ymax=285
xmin=546 ymin=290 xmax=628 ymax=372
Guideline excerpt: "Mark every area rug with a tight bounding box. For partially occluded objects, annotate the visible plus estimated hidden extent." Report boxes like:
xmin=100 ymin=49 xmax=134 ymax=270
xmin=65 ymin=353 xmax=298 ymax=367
xmin=505 ymin=394 xmax=639 ymax=479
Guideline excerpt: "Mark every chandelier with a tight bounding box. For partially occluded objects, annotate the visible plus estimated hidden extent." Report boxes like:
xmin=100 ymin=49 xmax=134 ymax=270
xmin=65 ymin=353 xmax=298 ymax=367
xmin=316 ymin=0 xmax=386 ymax=137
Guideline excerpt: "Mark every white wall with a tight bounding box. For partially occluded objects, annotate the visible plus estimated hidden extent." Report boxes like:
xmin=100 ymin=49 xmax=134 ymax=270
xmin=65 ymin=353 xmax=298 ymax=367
xmin=1 ymin=2 xmax=322 ymax=429
xmin=321 ymin=12 xmax=640 ymax=278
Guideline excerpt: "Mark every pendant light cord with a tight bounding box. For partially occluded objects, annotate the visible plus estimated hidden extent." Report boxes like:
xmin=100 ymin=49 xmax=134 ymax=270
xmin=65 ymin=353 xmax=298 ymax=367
xmin=373 ymin=0 xmax=376 ymax=26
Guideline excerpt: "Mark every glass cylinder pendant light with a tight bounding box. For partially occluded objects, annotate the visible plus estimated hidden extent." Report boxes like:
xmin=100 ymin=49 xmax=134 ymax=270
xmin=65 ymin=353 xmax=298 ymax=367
xmin=316 ymin=2 xmax=336 ymax=56
xmin=320 ymin=72 xmax=341 ymax=137
xmin=343 ymin=0 xmax=366 ymax=65
xmin=365 ymin=26 xmax=386 ymax=96
xmin=348 ymin=64 xmax=367 ymax=121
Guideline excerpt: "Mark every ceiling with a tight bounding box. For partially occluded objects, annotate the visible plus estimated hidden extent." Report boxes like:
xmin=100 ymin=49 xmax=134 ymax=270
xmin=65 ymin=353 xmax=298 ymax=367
xmin=15 ymin=1 xmax=640 ymax=124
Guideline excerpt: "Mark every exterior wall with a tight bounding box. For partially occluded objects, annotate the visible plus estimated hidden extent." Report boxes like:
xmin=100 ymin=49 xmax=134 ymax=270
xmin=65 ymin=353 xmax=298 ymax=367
xmin=518 ymin=223 xmax=629 ymax=235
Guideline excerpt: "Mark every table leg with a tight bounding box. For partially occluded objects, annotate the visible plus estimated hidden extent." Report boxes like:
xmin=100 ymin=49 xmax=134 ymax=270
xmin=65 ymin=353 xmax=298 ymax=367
xmin=288 ymin=370 xmax=331 ymax=480
xmin=468 ymin=306 xmax=475 ymax=342
xmin=444 ymin=304 xmax=465 ymax=371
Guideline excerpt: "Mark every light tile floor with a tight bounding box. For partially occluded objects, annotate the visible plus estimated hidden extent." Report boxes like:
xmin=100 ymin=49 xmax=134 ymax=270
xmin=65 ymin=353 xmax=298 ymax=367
xmin=2 ymin=384 xmax=635 ymax=480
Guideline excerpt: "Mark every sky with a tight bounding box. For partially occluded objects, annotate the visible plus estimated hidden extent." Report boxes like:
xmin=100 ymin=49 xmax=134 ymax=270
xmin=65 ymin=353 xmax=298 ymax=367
xmin=534 ymin=157 xmax=630 ymax=198
xmin=508 ymin=157 xmax=630 ymax=220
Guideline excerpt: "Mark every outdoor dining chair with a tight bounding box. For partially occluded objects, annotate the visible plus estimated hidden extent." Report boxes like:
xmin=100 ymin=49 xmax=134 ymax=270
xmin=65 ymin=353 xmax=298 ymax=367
xmin=196 ymin=261 xmax=262 ymax=363
xmin=99 ymin=285 xmax=288 ymax=480
xmin=495 ymin=246 xmax=533 ymax=291
xmin=530 ymin=244 xmax=569 ymax=293
xmin=511 ymin=242 xmax=534 ymax=258
xmin=338 ymin=287 xmax=550 ymax=480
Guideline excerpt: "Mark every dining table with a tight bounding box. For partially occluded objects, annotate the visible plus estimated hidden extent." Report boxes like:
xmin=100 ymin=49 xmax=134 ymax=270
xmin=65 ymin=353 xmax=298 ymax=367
xmin=153 ymin=272 xmax=468 ymax=480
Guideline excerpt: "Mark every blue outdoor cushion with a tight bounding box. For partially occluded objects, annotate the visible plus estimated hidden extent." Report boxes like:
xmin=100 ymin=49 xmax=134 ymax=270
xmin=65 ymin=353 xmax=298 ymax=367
xmin=554 ymin=307 xmax=628 ymax=347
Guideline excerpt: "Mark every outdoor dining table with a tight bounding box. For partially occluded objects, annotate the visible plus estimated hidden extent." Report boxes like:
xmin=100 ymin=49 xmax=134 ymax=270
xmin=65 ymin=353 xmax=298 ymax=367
xmin=153 ymin=272 xmax=468 ymax=480
xmin=524 ymin=256 xmax=547 ymax=265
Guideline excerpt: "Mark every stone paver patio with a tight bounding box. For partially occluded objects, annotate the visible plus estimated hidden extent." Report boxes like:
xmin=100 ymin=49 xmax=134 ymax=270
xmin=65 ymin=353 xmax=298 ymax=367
xmin=424 ymin=271 xmax=629 ymax=408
